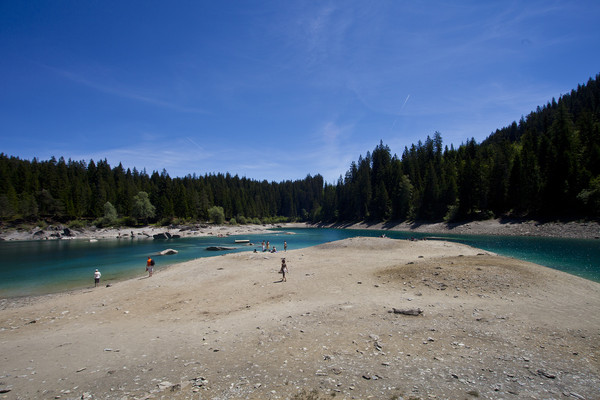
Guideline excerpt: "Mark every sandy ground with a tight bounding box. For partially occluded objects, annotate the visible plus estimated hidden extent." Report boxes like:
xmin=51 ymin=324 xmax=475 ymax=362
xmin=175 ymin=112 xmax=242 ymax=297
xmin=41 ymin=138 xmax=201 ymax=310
xmin=1 ymin=237 xmax=599 ymax=400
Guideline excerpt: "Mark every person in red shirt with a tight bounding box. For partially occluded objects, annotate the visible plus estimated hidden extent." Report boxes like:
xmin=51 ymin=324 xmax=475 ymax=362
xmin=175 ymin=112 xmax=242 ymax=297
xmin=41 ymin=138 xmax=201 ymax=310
xmin=146 ymin=256 xmax=154 ymax=277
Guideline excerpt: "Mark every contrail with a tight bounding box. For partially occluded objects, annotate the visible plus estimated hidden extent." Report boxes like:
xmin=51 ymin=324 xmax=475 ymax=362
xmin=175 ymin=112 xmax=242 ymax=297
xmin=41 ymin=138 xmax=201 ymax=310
xmin=401 ymin=94 xmax=411 ymax=110
xmin=186 ymin=137 xmax=204 ymax=151
xmin=391 ymin=94 xmax=410 ymax=130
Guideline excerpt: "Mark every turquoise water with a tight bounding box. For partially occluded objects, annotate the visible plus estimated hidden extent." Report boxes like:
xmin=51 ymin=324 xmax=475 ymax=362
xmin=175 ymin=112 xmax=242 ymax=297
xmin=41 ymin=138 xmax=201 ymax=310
xmin=1 ymin=228 xmax=599 ymax=298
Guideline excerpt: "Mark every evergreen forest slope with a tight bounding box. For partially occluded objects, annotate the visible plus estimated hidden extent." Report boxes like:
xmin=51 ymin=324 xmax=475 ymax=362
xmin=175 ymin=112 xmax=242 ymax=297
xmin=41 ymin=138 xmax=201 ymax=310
xmin=1 ymin=74 xmax=599 ymax=226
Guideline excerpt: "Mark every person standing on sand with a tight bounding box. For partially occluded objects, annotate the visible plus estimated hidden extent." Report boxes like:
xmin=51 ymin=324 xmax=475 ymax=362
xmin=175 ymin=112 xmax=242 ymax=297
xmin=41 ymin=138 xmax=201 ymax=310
xmin=94 ymin=269 xmax=101 ymax=287
xmin=146 ymin=256 xmax=154 ymax=277
xmin=284 ymin=241 xmax=287 ymax=252
xmin=280 ymin=258 xmax=288 ymax=282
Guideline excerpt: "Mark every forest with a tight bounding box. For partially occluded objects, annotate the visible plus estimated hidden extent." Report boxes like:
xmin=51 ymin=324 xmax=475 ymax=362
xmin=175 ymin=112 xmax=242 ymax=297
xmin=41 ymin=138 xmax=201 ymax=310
xmin=1 ymin=74 xmax=599 ymax=227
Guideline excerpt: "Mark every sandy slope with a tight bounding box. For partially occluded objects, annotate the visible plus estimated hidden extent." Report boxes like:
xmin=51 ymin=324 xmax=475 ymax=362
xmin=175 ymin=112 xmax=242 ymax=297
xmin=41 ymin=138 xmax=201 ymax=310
xmin=1 ymin=237 xmax=599 ymax=400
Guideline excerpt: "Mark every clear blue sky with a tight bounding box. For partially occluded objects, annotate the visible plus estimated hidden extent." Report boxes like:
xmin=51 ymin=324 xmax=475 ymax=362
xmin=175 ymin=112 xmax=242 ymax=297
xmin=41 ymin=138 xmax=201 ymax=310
xmin=1 ymin=1 xmax=599 ymax=183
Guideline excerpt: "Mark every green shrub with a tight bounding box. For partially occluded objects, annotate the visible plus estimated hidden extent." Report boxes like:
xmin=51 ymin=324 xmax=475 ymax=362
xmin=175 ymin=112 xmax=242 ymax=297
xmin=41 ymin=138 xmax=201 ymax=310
xmin=103 ymin=202 xmax=118 ymax=224
xmin=68 ymin=219 xmax=87 ymax=230
xmin=117 ymin=216 xmax=138 ymax=227
xmin=158 ymin=217 xmax=173 ymax=226
xmin=208 ymin=206 xmax=225 ymax=224
xmin=444 ymin=202 xmax=460 ymax=222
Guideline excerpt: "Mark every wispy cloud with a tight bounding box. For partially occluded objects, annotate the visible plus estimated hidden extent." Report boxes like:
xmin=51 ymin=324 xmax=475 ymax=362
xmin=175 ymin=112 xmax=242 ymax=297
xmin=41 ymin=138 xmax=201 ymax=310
xmin=320 ymin=120 xmax=349 ymax=142
xmin=51 ymin=67 xmax=208 ymax=114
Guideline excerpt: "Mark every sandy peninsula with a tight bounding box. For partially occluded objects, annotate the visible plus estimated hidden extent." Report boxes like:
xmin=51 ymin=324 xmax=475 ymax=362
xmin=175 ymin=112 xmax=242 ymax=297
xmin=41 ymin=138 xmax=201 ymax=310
xmin=1 ymin=236 xmax=599 ymax=399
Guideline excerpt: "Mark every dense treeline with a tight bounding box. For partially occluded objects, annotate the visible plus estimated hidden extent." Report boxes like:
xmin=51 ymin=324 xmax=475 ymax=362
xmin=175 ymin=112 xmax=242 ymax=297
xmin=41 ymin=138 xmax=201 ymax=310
xmin=319 ymin=74 xmax=600 ymax=222
xmin=1 ymin=74 xmax=599 ymax=226
xmin=0 ymin=156 xmax=324 ymax=225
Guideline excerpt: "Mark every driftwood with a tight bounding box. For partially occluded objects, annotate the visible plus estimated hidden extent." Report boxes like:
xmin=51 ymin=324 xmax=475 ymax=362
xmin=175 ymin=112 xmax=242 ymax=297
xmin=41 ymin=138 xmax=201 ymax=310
xmin=388 ymin=308 xmax=423 ymax=316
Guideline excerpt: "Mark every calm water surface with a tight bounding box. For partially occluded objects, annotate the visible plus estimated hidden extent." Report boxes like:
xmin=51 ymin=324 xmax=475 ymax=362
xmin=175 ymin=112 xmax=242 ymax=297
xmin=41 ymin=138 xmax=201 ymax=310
xmin=1 ymin=228 xmax=599 ymax=298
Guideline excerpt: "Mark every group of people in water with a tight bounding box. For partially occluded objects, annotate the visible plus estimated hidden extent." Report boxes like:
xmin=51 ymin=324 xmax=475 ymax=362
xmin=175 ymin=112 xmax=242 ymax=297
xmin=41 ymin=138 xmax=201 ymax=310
xmin=258 ymin=240 xmax=287 ymax=253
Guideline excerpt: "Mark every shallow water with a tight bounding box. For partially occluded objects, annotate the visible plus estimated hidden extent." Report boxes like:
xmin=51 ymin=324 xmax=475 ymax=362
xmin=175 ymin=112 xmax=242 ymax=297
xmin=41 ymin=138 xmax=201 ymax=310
xmin=1 ymin=228 xmax=599 ymax=298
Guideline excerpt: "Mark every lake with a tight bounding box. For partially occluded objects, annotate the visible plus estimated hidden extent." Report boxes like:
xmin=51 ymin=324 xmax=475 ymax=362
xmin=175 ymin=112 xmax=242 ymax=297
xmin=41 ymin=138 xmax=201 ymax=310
xmin=1 ymin=227 xmax=599 ymax=298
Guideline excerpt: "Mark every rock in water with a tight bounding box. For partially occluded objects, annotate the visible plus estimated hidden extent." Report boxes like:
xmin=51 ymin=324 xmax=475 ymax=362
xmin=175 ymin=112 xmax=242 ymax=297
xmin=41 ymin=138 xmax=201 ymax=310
xmin=160 ymin=248 xmax=178 ymax=255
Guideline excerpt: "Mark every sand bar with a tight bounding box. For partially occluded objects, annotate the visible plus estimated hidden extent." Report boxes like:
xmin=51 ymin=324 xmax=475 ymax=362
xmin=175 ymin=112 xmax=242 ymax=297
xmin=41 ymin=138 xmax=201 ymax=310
xmin=0 ymin=236 xmax=599 ymax=399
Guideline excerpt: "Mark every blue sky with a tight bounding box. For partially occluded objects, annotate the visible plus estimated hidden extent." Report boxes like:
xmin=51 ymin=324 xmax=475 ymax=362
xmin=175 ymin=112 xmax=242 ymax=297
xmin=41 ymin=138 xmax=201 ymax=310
xmin=1 ymin=1 xmax=599 ymax=183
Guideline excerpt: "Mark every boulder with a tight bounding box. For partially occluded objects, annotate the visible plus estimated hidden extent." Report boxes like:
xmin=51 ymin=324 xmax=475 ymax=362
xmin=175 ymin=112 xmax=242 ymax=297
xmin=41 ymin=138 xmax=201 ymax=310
xmin=206 ymin=246 xmax=235 ymax=251
xmin=153 ymin=232 xmax=172 ymax=240
xmin=160 ymin=249 xmax=178 ymax=255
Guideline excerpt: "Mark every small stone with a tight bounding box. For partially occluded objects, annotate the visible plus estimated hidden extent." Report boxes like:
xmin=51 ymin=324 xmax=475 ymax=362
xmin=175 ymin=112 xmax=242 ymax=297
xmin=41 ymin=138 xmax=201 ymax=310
xmin=537 ymin=369 xmax=556 ymax=379
xmin=158 ymin=381 xmax=173 ymax=390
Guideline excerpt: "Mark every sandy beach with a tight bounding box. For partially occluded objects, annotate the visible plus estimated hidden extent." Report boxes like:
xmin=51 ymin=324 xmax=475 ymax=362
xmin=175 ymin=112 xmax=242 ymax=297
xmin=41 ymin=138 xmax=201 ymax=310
xmin=1 ymin=236 xmax=599 ymax=399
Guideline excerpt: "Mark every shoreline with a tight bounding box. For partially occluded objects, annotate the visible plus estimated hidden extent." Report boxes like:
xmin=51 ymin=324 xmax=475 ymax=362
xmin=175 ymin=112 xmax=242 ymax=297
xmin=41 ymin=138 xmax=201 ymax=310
xmin=1 ymin=218 xmax=600 ymax=242
xmin=2 ymin=219 xmax=598 ymax=302
xmin=1 ymin=237 xmax=598 ymax=399
xmin=313 ymin=218 xmax=600 ymax=240
xmin=0 ymin=222 xmax=298 ymax=242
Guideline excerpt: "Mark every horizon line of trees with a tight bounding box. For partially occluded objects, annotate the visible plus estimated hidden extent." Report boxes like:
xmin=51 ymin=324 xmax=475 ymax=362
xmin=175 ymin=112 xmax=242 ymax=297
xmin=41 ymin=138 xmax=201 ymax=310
xmin=0 ymin=154 xmax=324 ymax=226
xmin=1 ymin=74 xmax=599 ymax=226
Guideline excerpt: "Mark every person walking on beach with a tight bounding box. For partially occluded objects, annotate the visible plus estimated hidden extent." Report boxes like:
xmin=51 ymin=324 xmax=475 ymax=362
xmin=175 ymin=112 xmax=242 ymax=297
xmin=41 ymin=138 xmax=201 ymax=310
xmin=146 ymin=256 xmax=154 ymax=277
xmin=284 ymin=241 xmax=287 ymax=252
xmin=280 ymin=258 xmax=288 ymax=282
xmin=94 ymin=269 xmax=101 ymax=287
